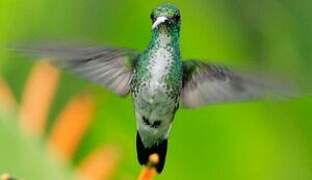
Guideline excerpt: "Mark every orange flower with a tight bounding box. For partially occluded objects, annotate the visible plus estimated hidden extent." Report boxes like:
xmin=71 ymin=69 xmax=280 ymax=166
xmin=78 ymin=146 xmax=121 ymax=180
xmin=19 ymin=60 xmax=59 ymax=136
xmin=48 ymin=93 xmax=95 ymax=160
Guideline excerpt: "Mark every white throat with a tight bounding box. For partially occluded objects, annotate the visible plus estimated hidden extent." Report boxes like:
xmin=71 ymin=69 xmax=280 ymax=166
xmin=148 ymin=32 xmax=173 ymax=92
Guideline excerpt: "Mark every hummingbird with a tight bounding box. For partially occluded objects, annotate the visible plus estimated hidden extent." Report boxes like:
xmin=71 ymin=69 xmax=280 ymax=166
xmin=14 ymin=3 xmax=293 ymax=173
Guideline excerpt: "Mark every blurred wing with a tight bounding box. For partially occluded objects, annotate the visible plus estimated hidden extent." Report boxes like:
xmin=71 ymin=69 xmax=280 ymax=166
xmin=14 ymin=44 xmax=140 ymax=96
xmin=181 ymin=60 xmax=292 ymax=108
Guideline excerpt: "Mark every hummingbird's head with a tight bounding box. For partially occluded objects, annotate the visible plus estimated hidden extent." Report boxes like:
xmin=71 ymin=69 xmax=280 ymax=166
xmin=151 ymin=3 xmax=181 ymax=31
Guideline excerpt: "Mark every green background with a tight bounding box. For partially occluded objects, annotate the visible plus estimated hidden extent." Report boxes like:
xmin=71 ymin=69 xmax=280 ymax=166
xmin=0 ymin=0 xmax=312 ymax=179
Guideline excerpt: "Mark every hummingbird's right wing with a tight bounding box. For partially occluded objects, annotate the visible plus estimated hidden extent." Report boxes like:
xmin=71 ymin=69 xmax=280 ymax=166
xmin=12 ymin=44 xmax=140 ymax=96
xmin=181 ymin=60 xmax=295 ymax=108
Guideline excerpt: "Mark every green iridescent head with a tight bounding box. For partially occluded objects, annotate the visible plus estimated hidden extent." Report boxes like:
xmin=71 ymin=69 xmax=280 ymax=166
xmin=150 ymin=3 xmax=181 ymax=31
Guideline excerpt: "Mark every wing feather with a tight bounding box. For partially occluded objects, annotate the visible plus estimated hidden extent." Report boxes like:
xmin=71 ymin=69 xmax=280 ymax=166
xmin=13 ymin=44 xmax=140 ymax=96
xmin=181 ymin=60 xmax=294 ymax=108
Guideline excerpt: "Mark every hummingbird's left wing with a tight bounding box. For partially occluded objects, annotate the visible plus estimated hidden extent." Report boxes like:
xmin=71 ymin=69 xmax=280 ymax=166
xmin=13 ymin=44 xmax=140 ymax=96
xmin=181 ymin=60 xmax=294 ymax=108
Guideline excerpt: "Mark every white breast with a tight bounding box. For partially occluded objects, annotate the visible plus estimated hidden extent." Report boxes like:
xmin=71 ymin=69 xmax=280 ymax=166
xmin=148 ymin=33 xmax=173 ymax=92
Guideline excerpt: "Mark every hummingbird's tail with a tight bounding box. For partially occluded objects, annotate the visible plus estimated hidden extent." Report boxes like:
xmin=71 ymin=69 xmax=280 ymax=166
xmin=136 ymin=132 xmax=168 ymax=173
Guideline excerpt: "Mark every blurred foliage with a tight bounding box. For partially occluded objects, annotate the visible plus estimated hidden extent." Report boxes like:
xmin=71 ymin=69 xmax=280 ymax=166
xmin=0 ymin=0 xmax=312 ymax=179
xmin=0 ymin=111 xmax=74 ymax=180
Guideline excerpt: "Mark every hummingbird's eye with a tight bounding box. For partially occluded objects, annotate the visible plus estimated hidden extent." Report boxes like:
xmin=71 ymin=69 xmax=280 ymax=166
xmin=174 ymin=14 xmax=181 ymax=21
xmin=150 ymin=13 xmax=155 ymax=21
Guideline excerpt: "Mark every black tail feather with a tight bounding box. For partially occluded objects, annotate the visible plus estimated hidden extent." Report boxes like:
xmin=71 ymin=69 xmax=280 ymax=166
xmin=136 ymin=132 xmax=168 ymax=173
